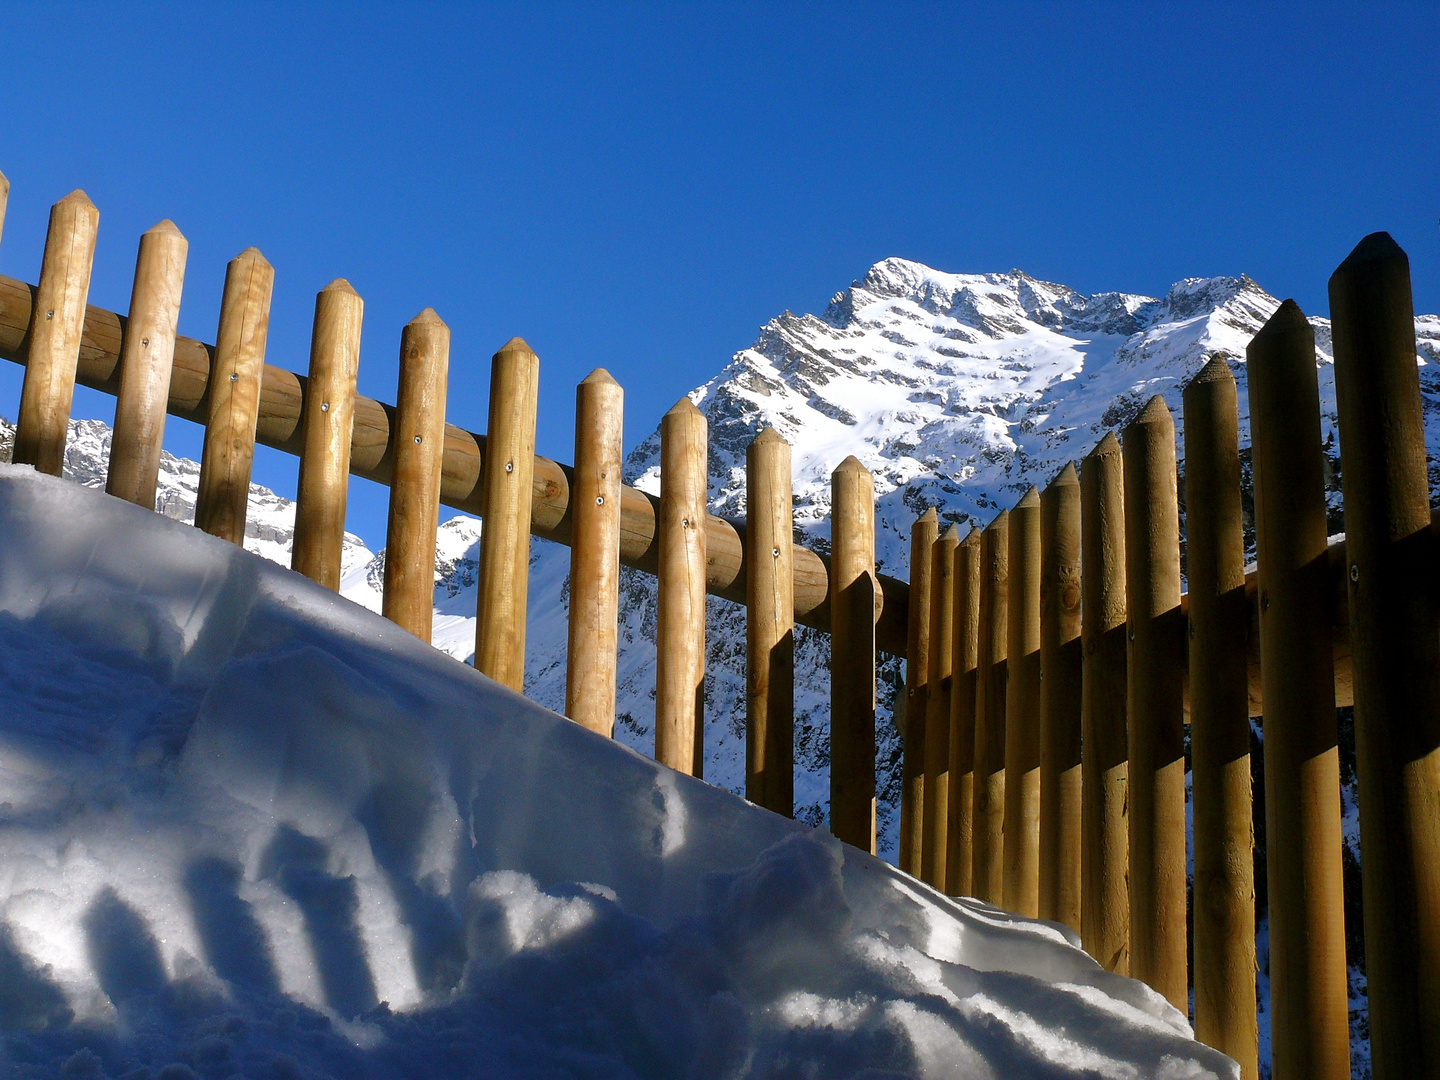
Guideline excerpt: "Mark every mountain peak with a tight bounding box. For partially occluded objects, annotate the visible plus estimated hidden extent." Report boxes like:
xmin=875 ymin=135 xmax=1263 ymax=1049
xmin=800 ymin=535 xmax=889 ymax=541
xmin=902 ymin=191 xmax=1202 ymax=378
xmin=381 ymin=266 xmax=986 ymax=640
xmin=822 ymin=257 xmax=1160 ymax=340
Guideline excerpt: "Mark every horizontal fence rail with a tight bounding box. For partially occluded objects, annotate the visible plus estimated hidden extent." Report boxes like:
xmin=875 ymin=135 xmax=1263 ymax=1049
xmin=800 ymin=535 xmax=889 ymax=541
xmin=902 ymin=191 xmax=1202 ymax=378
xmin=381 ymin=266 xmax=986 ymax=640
xmin=1 ymin=265 xmax=1404 ymax=706
xmin=0 ymin=271 xmax=910 ymax=654
xmin=2 ymin=265 xmax=1416 ymax=705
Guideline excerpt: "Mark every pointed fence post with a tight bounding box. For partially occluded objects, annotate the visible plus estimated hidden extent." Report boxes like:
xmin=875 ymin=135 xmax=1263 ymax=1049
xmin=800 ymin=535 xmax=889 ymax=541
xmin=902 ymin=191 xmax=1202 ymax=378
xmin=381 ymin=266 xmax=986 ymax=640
xmin=14 ymin=190 xmax=99 ymax=475
xmin=1185 ymin=357 xmax=1259 ymax=1078
xmin=901 ymin=509 xmax=938 ymax=876
xmin=1330 ymin=234 xmax=1440 ymax=1080
xmin=947 ymin=525 xmax=982 ymax=896
xmin=475 ymin=337 xmax=540 ymax=692
xmin=1004 ymin=487 xmax=1043 ymax=917
xmin=0 ymin=170 xmax=9 ymax=252
xmin=923 ymin=525 xmax=959 ymax=888
xmin=195 ymin=247 xmax=274 ymax=544
xmin=830 ymin=455 xmax=877 ymax=852
xmin=567 ymin=369 xmax=624 ymax=736
xmin=106 ymin=220 xmax=188 ymax=509
xmin=746 ymin=427 xmax=794 ymax=813
xmin=1039 ymin=464 xmax=1083 ymax=932
xmin=380 ymin=309 xmax=449 ymax=642
xmin=656 ymin=397 xmax=708 ymax=777
xmin=1249 ymin=303 xmax=1349 ymax=1080
xmin=292 ymin=279 xmax=363 ymax=590
xmin=1122 ymin=396 xmax=1188 ymax=1010
xmin=1081 ymin=432 xmax=1129 ymax=975
xmin=971 ymin=509 xmax=1009 ymax=903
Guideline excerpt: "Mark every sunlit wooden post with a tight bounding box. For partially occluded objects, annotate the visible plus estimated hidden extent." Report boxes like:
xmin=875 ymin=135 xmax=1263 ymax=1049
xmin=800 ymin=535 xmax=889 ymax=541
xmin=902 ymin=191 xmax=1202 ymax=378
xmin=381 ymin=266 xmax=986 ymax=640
xmin=1081 ymin=432 xmax=1129 ymax=974
xmin=830 ymin=455 xmax=877 ymax=852
xmin=0 ymin=170 xmax=9 ymax=252
xmin=291 ymin=279 xmax=363 ymax=590
xmin=566 ymin=369 xmax=624 ymax=736
xmin=195 ymin=247 xmax=274 ymax=544
xmin=1184 ymin=356 xmax=1258 ymax=1078
xmin=1003 ymin=488 xmax=1042 ymax=917
xmin=13 ymin=190 xmax=99 ymax=475
xmin=1122 ymin=396 xmax=1187 ymax=1010
xmin=901 ymin=508 xmax=938 ymax=876
xmin=1039 ymin=464 xmax=1083 ymax=932
xmin=923 ymin=525 xmax=959 ymax=888
xmin=106 ymin=220 xmax=188 ymax=508
xmin=1330 ymin=233 xmax=1440 ymax=1080
xmin=947 ymin=525 xmax=981 ymax=897
xmin=971 ymin=510 xmax=1009 ymax=903
xmin=656 ymin=397 xmax=708 ymax=777
xmin=380 ymin=309 xmax=450 ymax=642
xmin=1249 ymin=302 xmax=1350 ymax=1080
xmin=745 ymin=426 xmax=794 ymax=814
xmin=475 ymin=337 xmax=540 ymax=692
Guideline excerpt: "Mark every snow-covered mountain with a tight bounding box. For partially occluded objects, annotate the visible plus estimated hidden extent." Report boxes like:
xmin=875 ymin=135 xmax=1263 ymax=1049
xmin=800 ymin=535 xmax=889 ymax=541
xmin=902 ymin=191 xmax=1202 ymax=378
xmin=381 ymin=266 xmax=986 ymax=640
xmin=4 ymin=258 xmax=1437 ymax=856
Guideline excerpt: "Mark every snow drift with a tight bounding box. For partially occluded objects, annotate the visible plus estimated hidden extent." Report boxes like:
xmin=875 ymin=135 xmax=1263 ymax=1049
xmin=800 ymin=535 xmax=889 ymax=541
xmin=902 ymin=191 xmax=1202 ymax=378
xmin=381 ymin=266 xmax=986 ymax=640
xmin=0 ymin=465 xmax=1235 ymax=1078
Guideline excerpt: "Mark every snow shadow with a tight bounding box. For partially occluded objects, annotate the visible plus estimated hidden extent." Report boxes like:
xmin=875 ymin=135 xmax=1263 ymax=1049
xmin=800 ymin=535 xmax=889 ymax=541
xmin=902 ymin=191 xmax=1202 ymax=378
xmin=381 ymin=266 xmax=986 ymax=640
xmin=0 ymin=923 xmax=70 ymax=1032
xmin=83 ymin=888 xmax=170 ymax=1013
xmin=259 ymin=825 xmax=379 ymax=1018
xmin=182 ymin=856 xmax=280 ymax=997
xmin=355 ymin=782 xmax=468 ymax=994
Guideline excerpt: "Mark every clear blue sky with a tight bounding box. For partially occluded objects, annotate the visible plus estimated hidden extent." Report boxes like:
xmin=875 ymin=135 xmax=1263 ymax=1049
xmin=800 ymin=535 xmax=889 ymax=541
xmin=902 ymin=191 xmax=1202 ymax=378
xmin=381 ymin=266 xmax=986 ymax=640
xmin=1 ymin=2 xmax=1435 ymax=546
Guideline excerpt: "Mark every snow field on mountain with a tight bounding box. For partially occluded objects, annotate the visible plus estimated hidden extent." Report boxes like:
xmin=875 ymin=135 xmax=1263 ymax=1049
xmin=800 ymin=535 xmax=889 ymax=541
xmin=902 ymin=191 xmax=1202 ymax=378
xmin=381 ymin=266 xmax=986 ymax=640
xmin=0 ymin=466 xmax=1238 ymax=1079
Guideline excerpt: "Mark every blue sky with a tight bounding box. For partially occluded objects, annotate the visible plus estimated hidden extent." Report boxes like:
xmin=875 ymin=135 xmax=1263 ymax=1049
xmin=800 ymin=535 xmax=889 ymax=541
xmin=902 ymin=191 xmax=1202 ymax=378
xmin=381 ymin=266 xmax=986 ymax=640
xmin=0 ymin=2 xmax=1435 ymax=546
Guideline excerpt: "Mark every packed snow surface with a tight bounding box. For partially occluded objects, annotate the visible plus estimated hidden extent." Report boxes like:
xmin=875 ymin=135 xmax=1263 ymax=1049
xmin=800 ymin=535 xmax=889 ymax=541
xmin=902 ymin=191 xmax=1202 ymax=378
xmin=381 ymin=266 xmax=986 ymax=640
xmin=0 ymin=466 xmax=1236 ymax=1078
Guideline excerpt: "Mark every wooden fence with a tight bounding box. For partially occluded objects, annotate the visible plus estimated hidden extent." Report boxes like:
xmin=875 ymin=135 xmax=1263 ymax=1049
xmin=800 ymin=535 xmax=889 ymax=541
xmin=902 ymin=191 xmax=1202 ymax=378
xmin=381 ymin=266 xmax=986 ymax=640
xmin=0 ymin=176 xmax=1437 ymax=1080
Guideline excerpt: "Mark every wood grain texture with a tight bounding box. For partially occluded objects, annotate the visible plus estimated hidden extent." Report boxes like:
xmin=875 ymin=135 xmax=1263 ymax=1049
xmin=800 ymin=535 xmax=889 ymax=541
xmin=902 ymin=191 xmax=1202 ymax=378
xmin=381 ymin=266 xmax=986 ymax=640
xmin=900 ymin=509 xmax=937 ymax=877
xmin=1080 ymin=432 xmax=1129 ymax=975
xmin=971 ymin=510 xmax=1008 ymax=904
xmin=381 ymin=310 xmax=449 ymax=642
xmin=946 ymin=526 xmax=980 ymax=897
xmin=107 ymin=220 xmax=188 ymax=508
xmin=475 ymin=337 xmax=540 ymax=692
xmin=14 ymin=191 xmax=99 ymax=476
xmin=922 ymin=526 xmax=958 ymax=888
xmin=1184 ymin=357 xmax=1258 ymax=1079
xmin=829 ymin=456 xmax=877 ymax=853
xmin=655 ymin=398 xmax=707 ymax=776
xmin=1038 ymin=464 xmax=1083 ymax=933
xmin=745 ymin=427 xmax=794 ymax=814
xmin=566 ymin=369 xmax=624 ymax=735
xmin=1122 ymin=396 xmax=1188 ymax=1010
xmin=1003 ymin=487 xmax=1042 ymax=918
xmin=1330 ymin=234 xmax=1440 ymax=1080
xmin=195 ymin=248 xmax=274 ymax=544
xmin=292 ymin=280 xmax=363 ymax=590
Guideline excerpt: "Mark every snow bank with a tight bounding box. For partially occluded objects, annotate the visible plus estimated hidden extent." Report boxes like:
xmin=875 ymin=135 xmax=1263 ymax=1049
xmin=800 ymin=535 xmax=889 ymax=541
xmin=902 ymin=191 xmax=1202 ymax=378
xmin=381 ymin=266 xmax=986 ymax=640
xmin=0 ymin=465 xmax=1236 ymax=1079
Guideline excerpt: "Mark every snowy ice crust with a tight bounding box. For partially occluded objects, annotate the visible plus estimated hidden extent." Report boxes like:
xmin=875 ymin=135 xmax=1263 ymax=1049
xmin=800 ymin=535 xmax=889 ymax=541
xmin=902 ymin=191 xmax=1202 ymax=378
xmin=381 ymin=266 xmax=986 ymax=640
xmin=0 ymin=467 xmax=1235 ymax=1078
